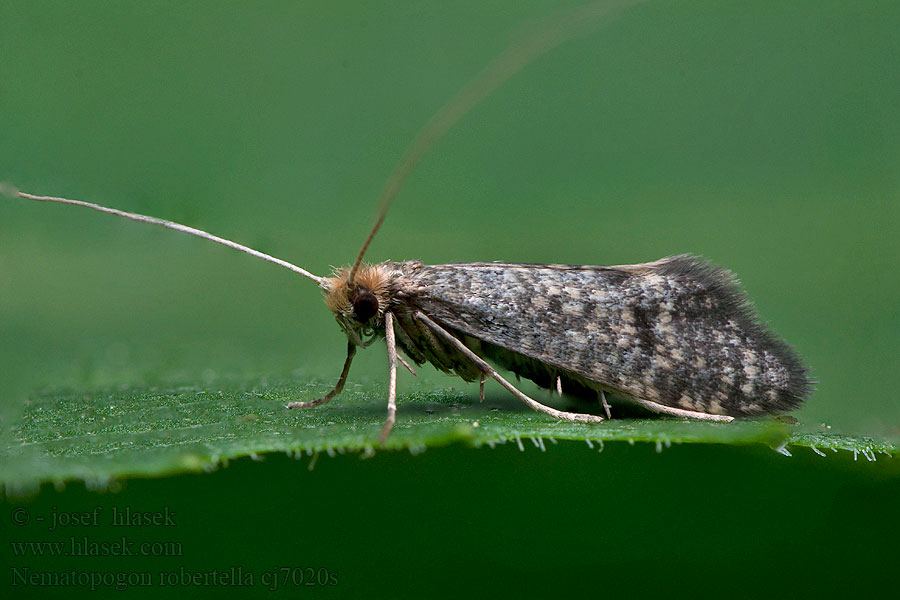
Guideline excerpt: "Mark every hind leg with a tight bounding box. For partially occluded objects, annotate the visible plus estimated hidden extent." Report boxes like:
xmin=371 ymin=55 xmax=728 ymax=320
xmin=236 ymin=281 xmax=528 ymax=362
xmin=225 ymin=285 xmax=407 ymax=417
xmin=414 ymin=312 xmax=605 ymax=424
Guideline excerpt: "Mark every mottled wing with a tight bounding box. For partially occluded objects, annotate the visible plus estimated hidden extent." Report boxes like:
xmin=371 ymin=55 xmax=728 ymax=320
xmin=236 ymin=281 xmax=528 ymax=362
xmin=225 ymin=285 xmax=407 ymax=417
xmin=387 ymin=256 xmax=810 ymax=416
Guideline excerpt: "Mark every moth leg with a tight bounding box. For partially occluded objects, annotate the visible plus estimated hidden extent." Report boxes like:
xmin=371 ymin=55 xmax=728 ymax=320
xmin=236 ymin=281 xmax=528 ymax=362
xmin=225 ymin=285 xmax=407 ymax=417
xmin=479 ymin=375 xmax=485 ymax=402
xmin=397 ymin=353 xmax=417 ymax=376
xmin=288 ymin=341 xmax=356 ymax=409
xmin=631 ymin=397 xmax=735 ymax=422
xmin=392 ymin=313 xmax=428 ymax=365
xmin=344 ymin=328 xmax=369 ymax=348
xmin=379 ymin=311 xmax=399 ymax=443
xmin=414 ymin=312 xmax=604 ymax=425
xmin=556 ymin=376 xmax=563 ymax=397
xmin=599 ymin=390 xmax=612 ymax=419
xmin=417 ymin=314 xmax=458 ymax=370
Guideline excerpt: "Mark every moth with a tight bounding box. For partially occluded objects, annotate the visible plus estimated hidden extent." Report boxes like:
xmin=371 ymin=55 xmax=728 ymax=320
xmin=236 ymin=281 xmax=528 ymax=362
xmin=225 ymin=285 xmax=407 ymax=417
xmin=10 ymin=1 xmax=811 ymax=442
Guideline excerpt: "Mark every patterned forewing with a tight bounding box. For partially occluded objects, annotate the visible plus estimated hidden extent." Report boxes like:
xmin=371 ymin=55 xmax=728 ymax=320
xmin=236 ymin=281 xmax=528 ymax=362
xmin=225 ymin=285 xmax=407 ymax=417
xmin=388 ymin=258 xmax=808 ymax=416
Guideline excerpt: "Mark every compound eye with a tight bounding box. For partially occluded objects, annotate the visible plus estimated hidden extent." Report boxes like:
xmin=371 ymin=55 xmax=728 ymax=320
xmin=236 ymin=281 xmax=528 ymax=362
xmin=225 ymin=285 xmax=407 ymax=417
xmin=351 ymin=289 xmax=379 ymax=324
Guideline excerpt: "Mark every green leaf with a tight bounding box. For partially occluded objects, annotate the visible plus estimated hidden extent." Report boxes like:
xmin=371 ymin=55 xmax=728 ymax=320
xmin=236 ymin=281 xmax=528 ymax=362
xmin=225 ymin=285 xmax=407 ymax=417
xmin=4 ymin=378 xmax=896 ymax=491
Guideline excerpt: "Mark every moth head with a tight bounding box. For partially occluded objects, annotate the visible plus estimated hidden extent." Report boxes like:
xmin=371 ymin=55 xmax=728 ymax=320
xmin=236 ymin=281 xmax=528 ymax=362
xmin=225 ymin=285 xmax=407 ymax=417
xmin=323 ymin=263 xmax=389 ymax=338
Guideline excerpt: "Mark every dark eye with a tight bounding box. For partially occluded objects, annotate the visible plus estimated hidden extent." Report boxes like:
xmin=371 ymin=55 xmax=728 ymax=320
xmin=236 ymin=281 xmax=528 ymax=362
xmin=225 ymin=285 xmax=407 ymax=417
xmin=351 ymin=289 xmax=379 ymax=323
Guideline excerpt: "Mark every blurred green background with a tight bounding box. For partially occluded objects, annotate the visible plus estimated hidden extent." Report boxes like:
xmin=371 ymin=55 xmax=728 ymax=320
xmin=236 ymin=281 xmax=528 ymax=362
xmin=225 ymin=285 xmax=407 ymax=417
xmin=2 ymin=0 xmax=899 ymax=596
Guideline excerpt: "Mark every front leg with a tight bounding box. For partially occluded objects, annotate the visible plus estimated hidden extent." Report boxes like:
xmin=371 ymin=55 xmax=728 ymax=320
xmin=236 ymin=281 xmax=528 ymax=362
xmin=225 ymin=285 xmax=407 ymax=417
xmin=378 ymin=312 xmax=399 ymax=443
xmin=287 ymin=341 xmax=356 ymax=409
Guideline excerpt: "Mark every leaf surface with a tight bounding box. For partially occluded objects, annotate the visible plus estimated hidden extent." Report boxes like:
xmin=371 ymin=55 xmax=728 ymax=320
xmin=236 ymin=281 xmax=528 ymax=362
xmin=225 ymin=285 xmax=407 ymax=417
xmin=4 ymin=379 xmax=895 ymax=490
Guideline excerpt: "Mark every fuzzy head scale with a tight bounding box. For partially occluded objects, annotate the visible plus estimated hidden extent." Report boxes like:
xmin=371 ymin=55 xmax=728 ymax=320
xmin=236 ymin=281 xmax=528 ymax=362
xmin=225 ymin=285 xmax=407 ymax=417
xmin=323 ymin=263 xmax=391 ymax=332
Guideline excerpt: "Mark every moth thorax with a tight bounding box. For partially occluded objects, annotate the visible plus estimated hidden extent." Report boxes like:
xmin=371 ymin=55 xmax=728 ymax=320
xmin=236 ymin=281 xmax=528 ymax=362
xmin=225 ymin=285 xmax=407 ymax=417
xmin=323 ymin=263 xmax=389 ymax=326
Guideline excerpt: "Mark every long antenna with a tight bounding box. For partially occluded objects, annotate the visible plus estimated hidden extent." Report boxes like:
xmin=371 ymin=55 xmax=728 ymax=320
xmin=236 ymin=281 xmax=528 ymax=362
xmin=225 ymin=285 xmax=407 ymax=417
xmin=347 ymin=0 xmax=646 ymax=284
xmin=15 ymin=191 xmax=327 ymax=287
